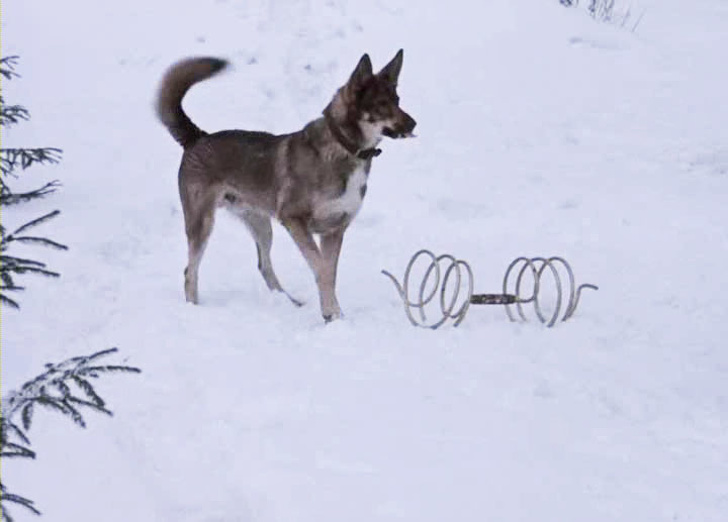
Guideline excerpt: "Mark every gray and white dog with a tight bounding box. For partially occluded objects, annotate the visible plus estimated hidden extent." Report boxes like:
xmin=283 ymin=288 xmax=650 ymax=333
xmin=156 ymin=51 xmax=416 ymax=321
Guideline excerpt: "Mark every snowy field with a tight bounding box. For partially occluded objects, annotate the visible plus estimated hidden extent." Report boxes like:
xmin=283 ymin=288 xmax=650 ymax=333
xmin=3 ymin=0 xmax=728 ymax=520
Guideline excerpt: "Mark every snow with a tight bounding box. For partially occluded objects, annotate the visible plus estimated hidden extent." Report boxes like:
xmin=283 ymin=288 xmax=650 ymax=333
xmin=2 ymin=0 xmax=727 ymax=520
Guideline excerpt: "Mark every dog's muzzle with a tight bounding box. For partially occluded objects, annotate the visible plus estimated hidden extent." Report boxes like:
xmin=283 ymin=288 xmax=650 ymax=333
xmin=384 ymin=111 xmax=417 ymax=139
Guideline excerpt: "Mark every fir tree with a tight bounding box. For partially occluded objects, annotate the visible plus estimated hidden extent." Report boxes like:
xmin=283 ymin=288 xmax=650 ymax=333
xmin=0 ymin=56 xmax=142 ymax=520
xmin=0 ymin=56 xmax=67 ymax=309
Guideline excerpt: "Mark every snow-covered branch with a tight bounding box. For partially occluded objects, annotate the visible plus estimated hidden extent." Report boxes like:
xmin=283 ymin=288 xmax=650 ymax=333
xmin=0 ymin=348 xmax=141 ymax=520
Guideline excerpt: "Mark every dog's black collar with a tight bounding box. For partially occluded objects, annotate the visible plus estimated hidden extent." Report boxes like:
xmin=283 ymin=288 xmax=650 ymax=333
xmin=355 ymin=147 xmax=382 ymax=160
xmin=324 ymin=111 xmax=382 ymax=160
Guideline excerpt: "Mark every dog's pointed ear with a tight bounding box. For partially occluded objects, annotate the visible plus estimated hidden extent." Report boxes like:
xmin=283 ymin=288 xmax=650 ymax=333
xmin=377 ymin=49 xmax=404 ymax=86
xmin=348 ymin=53 xmax=373 ymax=88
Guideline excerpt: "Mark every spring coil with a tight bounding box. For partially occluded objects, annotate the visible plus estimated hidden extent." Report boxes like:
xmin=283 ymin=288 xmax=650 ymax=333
xmin=382 ymin=249 xmax=598 ymax=329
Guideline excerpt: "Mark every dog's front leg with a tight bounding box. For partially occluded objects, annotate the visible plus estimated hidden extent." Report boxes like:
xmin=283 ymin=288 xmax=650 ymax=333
xmin=319 ymin=227 xmax=345 ymax=321
xmin=282 ymin=218 xmax=341 ymax=322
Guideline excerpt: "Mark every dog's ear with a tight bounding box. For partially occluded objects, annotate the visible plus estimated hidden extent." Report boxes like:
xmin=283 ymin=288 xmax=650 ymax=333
xmin=348 ymin=53 xmax=373 ymax=88
xmin=377 ymin=49 xmax=404 ymax=87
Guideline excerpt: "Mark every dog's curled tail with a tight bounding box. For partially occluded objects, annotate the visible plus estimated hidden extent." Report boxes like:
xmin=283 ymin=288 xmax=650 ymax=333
xmin=156 ymin=57 xmax=229 ymax=148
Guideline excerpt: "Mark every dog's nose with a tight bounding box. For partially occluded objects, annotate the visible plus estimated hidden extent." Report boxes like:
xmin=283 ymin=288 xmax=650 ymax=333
xmin=402 ymin=112 xmax=416 ymax=133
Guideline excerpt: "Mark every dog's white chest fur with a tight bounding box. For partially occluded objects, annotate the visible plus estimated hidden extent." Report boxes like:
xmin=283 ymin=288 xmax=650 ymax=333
xmin=314 ymin=164 xmax=368 ymax=224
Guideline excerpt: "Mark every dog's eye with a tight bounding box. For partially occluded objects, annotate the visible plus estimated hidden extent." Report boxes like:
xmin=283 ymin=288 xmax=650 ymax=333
xmin=377 ymin=99 xmax=394 ymax=112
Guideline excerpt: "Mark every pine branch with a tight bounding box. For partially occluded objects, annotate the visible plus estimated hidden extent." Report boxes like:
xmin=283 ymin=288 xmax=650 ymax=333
xmin=78 ymin=365 xmax=144 ymax=376
xmin=0 ymin=441 xmax=35 ymax=459
xmin=0 ymin=210 xmax=67 ymax=309
xmin=0 ymin=180 xmax=60 ymax=206
xmin=1 ymin=483 xmax=42 ymax=520
xmin=0 ymin=257 xmax=61 ymax=309
xmin=0 ymin=293 xmax=21 ymax=309
xmin=5 ymin=236 xmax=68 ymax=249
xmin=0 ymin=417 xmax=33 ymax=449
xmin=2 ymin=421 xmax=31 ymax=446
xmin=34 ymin=397 xmax=87 ymax=428
xmin=0 ymin=148 xmax=62 ymax=179
xmin=72 ymin=376 xmax=105 ymax=407
xmin=0 ymin=263 xmax=60 ymax=277
xmin=66 ymin=396 xmax=113 ymax=417
xmin=1 ymin=348 xmax=141 ymax=425
xmin=9 ymin=210 xmax=64 ymax=237
xmin=0 ymin=256 xmax=52 ymax=270
xmin=0 ymin=349 xmax=140 ymax=518
xmin=0 ymin=100 xmax=30 ymax=127
xmin=0 ymin=56 xmax=20 ymax=80
xmin=20 ymin=403 xmax=34 ymax=432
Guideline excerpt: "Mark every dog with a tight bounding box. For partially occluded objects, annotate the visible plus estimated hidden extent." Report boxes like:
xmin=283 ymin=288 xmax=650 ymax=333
xmin=156 ymin=50 xmax=416 ymax=322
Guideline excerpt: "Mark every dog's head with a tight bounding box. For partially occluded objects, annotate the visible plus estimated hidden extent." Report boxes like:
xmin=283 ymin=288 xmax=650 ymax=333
xmin=327 ymin=50 xmax=417 ymax=149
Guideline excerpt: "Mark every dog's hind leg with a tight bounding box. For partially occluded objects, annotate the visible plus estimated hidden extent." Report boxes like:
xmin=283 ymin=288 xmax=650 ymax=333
xmin=183 ymin=196 xmax=216 ymax=304
xmin=239 ymin=209 xmax=302 ymax=306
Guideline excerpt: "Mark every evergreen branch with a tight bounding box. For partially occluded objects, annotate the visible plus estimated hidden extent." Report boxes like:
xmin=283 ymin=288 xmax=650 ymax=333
xmin=72 ymin=376 xmax=106 ymax=408
xmin=66 ymin=396 xmax=113 ymax=417
xmin=0 ymin=101 xmax=30 ymax=127
xmin=59 ymin=400 xmax=87 ymax=428
xmin=55 ymin=380 xmax=73 ymax=400
xmin=0 ymin=181 xmax=60 ymax=206
xmin=10 ymin=210 xmax=63 ymax=236
xmin=1 ymin=266 xmax=60 ymax=278
xmin=0 ymin=256 xmax=47 ymax=269
xmin=0 ymin=180 xmax=9 ymax=201
xmin=0 ymin=148 xmax=62 ymax=178
xmin=5 ymin=236 xmax=68 ymax=250
xmin=1 ymin=484 xmax=42 ymax=520
xmin=0 ymin=56 xmax=21 ymax=80
xmin=0 ymin=442 xmax=35 ymax=459
xmin=0 ymin=349 xmax=141 ymax=517
xmin=2 ymin=421 xmax=31 ymax=446
xmin=34 ymin=397 xmax=86 ymax=428
xmin=0 ymin=210 xmax=66 ymax=308
xmin=79 ymin=365 xmax=143 ymax=376
xmin=0 ymin=294 xmax=20 ymax=309
xmin=85 ymin=347 xmax=123 ymax=361
xmin=0 ymin=422 xmax=35 ymax=460
xmin=21 ymin=403 xmax=34 ymax=432
xmin=1 ymin=348 xmax=141 ymax=421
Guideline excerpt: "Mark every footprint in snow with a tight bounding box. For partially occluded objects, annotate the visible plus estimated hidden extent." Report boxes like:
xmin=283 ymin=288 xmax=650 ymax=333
xmin=688 ymin=150 xmax=728 ymax=176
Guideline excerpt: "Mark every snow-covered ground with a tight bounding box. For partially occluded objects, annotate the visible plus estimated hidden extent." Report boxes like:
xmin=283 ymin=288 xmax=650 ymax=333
xmin=3 ymin=0 xmax=727 ymax=520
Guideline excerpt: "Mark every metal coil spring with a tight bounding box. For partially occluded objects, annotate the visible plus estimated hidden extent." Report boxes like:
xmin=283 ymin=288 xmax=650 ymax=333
xmin=382 ymin=249 xmax=598 ymax=329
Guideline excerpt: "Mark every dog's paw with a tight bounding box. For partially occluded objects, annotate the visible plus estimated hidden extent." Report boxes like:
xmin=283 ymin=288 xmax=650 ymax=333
xmin=286 ymin=293 xmax=305 ymax=307
xmin=323 ymin=310 xmax=344 ymax=323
